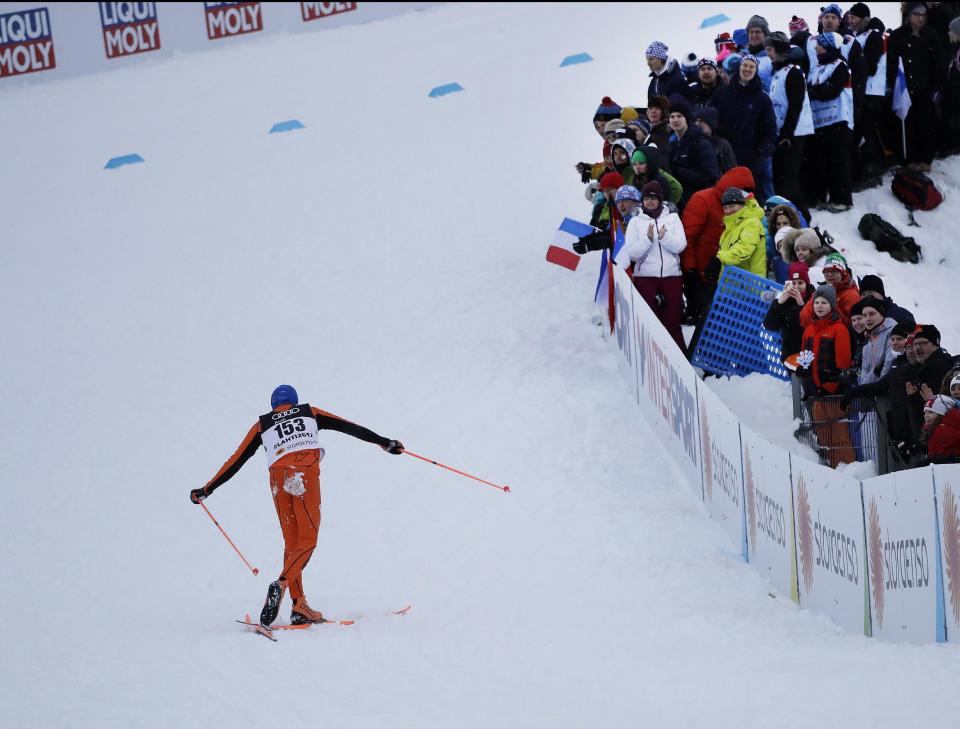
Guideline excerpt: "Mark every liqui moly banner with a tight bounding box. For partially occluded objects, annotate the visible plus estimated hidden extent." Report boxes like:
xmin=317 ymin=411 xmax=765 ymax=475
xmin=610 ymin=265 xmax=701 ymax=495
xmin=862 ymin=469 xmax=942 ymax=643
xmin=99 ymin=2 xmax=160 ymax=59
xmin=741 ymin=426 xmax=798 ymax=601
xmin=301 ymin=1 xmax=357 ymax=22
xmin=791 ymin=458 xmax=868 ymax=635
xmin=933 ymin=464 xmax=960 ymax=642
xmin=698 ymin=382 xmax=746 ymax=557
xmin=204 ymin=2 xmax=263 ymax=40
xmin=0 ymin=6 xmax=55 ymax=78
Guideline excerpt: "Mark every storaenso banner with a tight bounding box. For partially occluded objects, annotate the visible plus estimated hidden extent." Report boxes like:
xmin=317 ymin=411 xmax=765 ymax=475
xmin=863 ymin=470 xmax=941 ymax=643
xmin=611 ymin=265 xmax=701 ymax=496
xmin=698 ymin=382 xmax=745 ymax=556
xmin=741 ymin=426 xmax=798 ymax=602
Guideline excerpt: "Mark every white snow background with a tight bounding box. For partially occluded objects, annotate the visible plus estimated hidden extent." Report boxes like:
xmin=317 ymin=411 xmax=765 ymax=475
xmin=2 ymin=3 xmax=959 ymax=727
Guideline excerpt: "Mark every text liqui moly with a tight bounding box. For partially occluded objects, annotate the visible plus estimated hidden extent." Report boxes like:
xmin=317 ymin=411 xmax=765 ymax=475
xmin=100 ymin=3 xmax=160 ymax=60
xmin=0 ymin=7 xmax=55 ymax=78
xmin=301 ymin=2 xmax=357 ymax=22
xmin=204 ymin=2 xmax=262 ymax=40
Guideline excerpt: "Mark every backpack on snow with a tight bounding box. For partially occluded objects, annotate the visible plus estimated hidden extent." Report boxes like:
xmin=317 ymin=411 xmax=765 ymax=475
xmin=891 ymin=169 xmax=944 ymax=211
xmin=857 ymin=213 xmax=922 ymax=264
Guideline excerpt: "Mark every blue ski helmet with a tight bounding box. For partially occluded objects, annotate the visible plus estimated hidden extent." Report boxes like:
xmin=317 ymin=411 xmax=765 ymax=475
xmin=271 ymin=385 xmax=298 ymax=409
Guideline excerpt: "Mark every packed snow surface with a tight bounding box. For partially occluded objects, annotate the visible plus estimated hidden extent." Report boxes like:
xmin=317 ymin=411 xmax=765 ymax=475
xmin=2 ymin=3 xmax=959 ymax=727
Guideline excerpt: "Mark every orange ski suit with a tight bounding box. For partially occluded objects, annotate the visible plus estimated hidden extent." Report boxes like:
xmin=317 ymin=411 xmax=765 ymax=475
xmin=202 ymin=404 xmax=392 ymax=603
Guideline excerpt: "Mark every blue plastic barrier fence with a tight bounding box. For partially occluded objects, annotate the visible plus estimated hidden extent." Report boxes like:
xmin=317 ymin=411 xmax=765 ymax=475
xmin=691 ymin=266 xmax=789 ymax=380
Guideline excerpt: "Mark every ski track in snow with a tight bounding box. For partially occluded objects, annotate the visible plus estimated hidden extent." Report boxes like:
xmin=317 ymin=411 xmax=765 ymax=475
xmin=1 ymin=3 xmax=958 ymax=727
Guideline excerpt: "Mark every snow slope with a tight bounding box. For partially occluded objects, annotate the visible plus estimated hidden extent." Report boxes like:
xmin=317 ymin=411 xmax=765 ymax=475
xmin=1 ymin=3 xmax=958 ymax=728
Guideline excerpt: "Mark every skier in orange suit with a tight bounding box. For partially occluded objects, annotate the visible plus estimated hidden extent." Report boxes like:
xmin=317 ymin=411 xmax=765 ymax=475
xmin=191 ymin=385 xmax=403 ymax=626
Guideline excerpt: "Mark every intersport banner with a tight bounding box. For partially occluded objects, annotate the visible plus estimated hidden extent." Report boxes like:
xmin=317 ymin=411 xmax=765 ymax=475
xmin=789 ymin=458 xmax=869 ymax=635
xmin=698 ymin=382 xmax=746 ymax=557
xmin=610 ymin=265 xmax=701 ymax=495
xmin=862 ymin=469 xmax=942 ymax=643
xmin=740 ymin=425 xmax=798 ymax=601
xmin=933 ymin=464 xmax=960 ymax=642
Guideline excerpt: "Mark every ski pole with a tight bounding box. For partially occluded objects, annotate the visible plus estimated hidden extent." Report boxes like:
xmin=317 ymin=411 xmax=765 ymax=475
xmin=197 ymin=501 xmax=260 ymax=576
xmin=402 ymin=449 xmax=510 ymax=493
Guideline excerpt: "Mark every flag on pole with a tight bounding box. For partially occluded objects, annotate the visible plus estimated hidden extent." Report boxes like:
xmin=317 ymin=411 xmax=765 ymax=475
xmin=892 ymin=58 xmax=911 ymax=121
xmin=546 ymin=217 xmax=595 ymax=271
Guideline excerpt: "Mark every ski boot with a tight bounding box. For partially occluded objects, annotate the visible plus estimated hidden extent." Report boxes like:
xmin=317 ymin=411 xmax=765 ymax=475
xmin=290 ymin=598 xmax=326 ymax=625
xmin=260 ymin=579 xmax=286 ymax=627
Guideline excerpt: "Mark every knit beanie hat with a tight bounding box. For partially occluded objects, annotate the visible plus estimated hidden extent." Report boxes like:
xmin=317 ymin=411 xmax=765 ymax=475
xmin=667 ymin=93 xmax=692 ymax=119
xmin=848 ymin=3 xmax=871 ymax=19
xmin=914 ymin=324 xmax=942 ymax=346
xmin=599 ymin=171 xmax=625 ymax=190
xmin=604 ymin=119 xmax=626 ymax=134
xmin=698 ymin=57 xmax=719 ymax=71
xmin=951 ymin=373 xmax=960 ymax=389
xmin=722 ymin=53 xmax=742 ymax=75
xmin=787 ymin=262 xmax=811 ymax=285
xmin=849 ymin=298 xmax=868 ymax=317
xmin=642 ymin=181 xmax=665 ymax=201
xmin=789 ymin=16 xmax=809 ymax=33
xmin=794 ymin=229 xmax=822 ymax=251
xmin=817 ymin=32 xmax=843 ymax=50
xmin=620 ymin=107 xmax=640 ymax=123
xmin=814 ymin=284 xmax=838 ymax=312
xmin=891 ymin=322 xmax=915 ymax=338
xmin=631 ymin=149 xmax=647 ymax=165
xmin=858 ymin=274 xmax=885 ymax=296
xmin=733 ymin=28 xmax=749 ymax=48
xmin=746 ymin=15 xmax=770 ymax=35
xmin=925 ymin=395 xmax=956 ymax=416
xmin=615 ymin=185 xmax=642 ymax=203
xmin=692 ymin=106 xmax=719 ymax=132
xmin=721 ymin=187 xmax=748 ymax=206
xmin=627 ymin=118 xmax=652 ymax=138
xmin=860 ymin=297 xmax=888 ymax=317
xmin=764 ymin=31 xmax=791 ymax=53
xmin=646 ymin=41 xmax=669 ymax=61
xmin=594 ymin=96 xmax=622 ymax=122
xmin=820 ymin=3 xmax=844 ymax=19
xmin=822 ymin=252 xmax=849 ymax=272
xmin=647 ymin=95 xmax=671 ymax=114
xmin=740 ymin=53 xmax=759 ymax=67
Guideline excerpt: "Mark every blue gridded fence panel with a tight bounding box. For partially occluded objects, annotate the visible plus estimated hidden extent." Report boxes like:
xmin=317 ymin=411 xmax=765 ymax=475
xmin=691 ymin=266 xmax=789 ymax=380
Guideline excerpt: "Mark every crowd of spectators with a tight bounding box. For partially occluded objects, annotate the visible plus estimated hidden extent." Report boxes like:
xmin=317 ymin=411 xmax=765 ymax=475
xmin=572 ymin=3 xmax=960 ymax=469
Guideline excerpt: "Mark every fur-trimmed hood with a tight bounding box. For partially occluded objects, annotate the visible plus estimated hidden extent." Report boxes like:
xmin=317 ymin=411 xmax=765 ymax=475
xmin=778 ymin=227 xmax=828 ymax=265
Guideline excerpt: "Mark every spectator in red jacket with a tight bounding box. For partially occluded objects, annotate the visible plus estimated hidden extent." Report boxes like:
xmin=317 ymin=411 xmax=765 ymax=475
xmin=679 ymin=165 xmax=755 ymax=324
xmin=798 ymin=252 xmax=860 ymax=327
xmin=924 ymin=395 xmax=960 ymax=463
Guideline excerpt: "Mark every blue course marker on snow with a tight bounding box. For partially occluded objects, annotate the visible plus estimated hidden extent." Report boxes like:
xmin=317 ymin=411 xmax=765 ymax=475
xmin=269 ymin=119 xmax=305 ymax=134
xmin=428 ymin=83 xmax=463 ymax=98
xmin=560 ymin=52 xmax=593 ymax=67
xmin=104 ymin=154 xmax=144 ymax=170
xmin=700 ymin=14 xmax=730 ymax=28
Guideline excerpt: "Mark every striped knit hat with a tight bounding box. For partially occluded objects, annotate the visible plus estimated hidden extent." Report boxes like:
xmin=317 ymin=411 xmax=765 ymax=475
xmin=645 ymin=41 xmax=669 ymax=61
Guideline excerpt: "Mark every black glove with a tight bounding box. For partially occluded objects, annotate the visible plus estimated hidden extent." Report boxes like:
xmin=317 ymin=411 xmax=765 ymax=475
xmin=190 ymin=487 xmax=208 ymax=504
xmin=384 ymin=440 xmax=404 ymax=455
xmin=703 ymin=257 xmax=722 ymax=283
xmin=573 ymin=239 xmax=588 ymax=255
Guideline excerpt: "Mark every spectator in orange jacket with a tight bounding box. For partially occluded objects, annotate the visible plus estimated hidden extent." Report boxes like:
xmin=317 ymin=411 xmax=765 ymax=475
xmin=798 ymin=252 xmax=860 ymax=327
xmin=800 ymin=285 xmax=855 ymax=466
xmin=191 ymin=385 xmax=403 ymax=627
xmin=679 ymin=165 xmax=755 ymax=323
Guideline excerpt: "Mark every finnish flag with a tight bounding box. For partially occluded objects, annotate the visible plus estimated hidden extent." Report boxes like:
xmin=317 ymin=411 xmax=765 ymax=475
xmin=892 ymin=58 xmax=911 ymax=121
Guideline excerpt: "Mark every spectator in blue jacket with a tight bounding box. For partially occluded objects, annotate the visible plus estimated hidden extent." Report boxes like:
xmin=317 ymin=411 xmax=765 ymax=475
xmin=709 ymin=53 xmax=778 ymax=203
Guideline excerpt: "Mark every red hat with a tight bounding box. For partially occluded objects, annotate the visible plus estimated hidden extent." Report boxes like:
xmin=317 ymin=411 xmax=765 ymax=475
xmin=787 ymin=262 xmax=811 ymax=285
xmin=788 ymin=15 xmax=809 ymax=33
xmin=599 ymin=171 xmax=625 ymax=190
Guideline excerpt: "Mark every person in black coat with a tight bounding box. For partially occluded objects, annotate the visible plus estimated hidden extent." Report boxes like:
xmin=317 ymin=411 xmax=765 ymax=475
xmin=886 ymin=3 xmax=946 ymax=169
xmin=646 ymin=41 xmax=691 ymax=101
xmin=691 ymin=106 xmax=737 ymax=174
xmin=666 ymin=94 xmax=719 ymax=209
xmin=941 ymin=15 xmax=960 ymax=156
xmin=708 ymin=54 xmax=777 ymax=203
xmin=857 ymin=274 xmax=917 ymax=328
xmin=688 ymin=58 xmax=726 ymax=109
xmin=763 ymin=264 xmax=812 ymax=361
xmin=906 ymin=325 xmax=954 ymax=443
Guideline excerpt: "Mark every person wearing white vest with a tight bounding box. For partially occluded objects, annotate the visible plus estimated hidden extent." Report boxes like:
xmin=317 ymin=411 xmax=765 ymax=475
xmin=618 ymin=181 xmax=688 ymax=353
xmin=847 ymin=3 xmax=889 ymax=184
xmin=766 ymin=31 xmax=814 ymax=215
xmin=192 ymin=385 xmax=404 ymax=627
xmin=806 ymin=32 xmax=854 ymax=212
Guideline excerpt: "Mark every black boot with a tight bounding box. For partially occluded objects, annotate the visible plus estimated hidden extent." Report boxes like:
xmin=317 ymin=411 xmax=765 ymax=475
xmin=260 ymin=580 xmax=286 ymax=627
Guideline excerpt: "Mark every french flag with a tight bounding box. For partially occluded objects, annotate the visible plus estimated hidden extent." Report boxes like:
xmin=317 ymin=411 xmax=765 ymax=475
xmin=545 ymin=217 xmax=595 ymax=271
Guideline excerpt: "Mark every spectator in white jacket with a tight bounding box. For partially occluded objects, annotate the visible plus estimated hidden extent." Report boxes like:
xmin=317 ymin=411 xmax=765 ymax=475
xmin=617 ymin=180 xmax=688 ymax=353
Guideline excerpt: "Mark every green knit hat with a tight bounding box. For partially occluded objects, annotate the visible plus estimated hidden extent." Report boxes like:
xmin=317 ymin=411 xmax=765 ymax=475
xmin=631 ymin=149 xmax=647 ymax=165
xmin=822 ymin=252 xmax=849 ymax=273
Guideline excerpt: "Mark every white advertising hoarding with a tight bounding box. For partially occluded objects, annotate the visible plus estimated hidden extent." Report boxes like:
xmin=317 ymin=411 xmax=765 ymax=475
xmin=791 ymin=458 xmax=868 ymax=635
xmin=741 ymin=426 xmax=798 ymax=601
xmin=933 ymin=464 xmax=960 ymax=642
xmin=862 ymin=468 xmax=941 ymax=643
xmin=611 ymin=265 xmax=701 ymax=495
xmin=697 ymin=381 xmax=745 ymax=557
